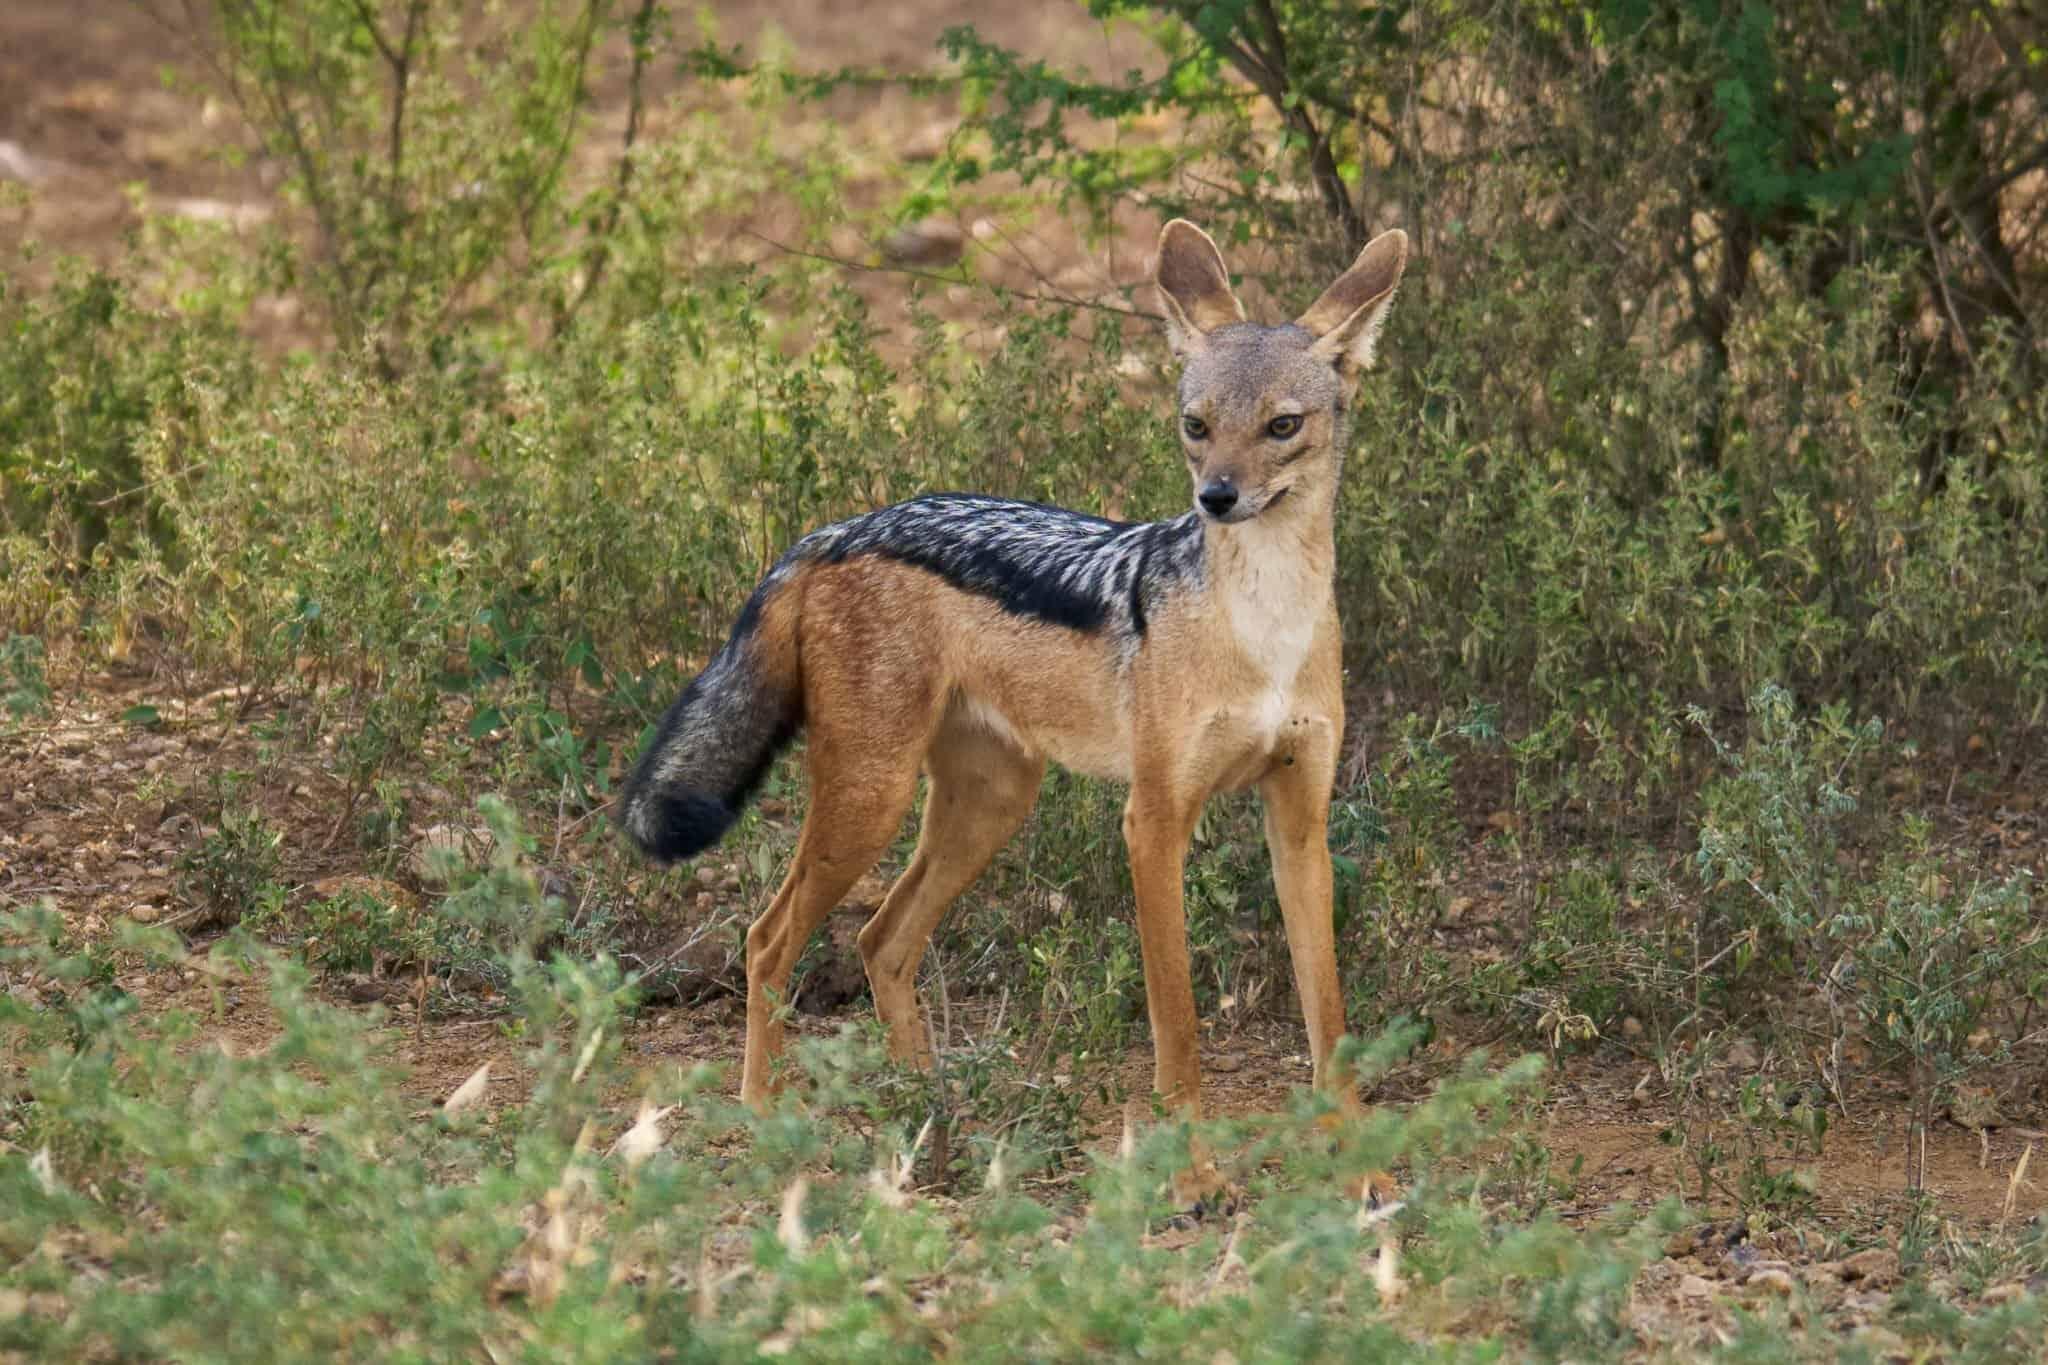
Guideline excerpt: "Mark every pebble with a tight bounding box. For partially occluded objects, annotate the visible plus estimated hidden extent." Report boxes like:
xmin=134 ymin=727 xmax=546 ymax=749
xmin=410 ymin=825 xmax=488 ymax=883
xmin=1748 ymin=1268 xmax=1796 ymax=1296
xmin=1841 ymin=1247 xmax=1900 ymax=1288
xmin=880 ymin=218 xmax=965 ymax=269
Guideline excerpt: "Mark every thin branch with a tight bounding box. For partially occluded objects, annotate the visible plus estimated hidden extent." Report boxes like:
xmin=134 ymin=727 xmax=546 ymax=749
xmin=739 ymin=229 xmax=1162 ymax=322
xmin=555 ymin=0 xmax=661 ymax=337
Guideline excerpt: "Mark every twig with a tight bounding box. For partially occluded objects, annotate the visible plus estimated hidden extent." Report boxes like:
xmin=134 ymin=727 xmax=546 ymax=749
xmin=739 ymin=229 xmax=1160 ymax=322
xmin=555 ymin=0 xmax=662 ymax=337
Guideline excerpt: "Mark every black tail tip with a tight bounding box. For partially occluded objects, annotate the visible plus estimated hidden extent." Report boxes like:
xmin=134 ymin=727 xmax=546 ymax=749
xmin=618 ymin=789 xmax=736 ymax=864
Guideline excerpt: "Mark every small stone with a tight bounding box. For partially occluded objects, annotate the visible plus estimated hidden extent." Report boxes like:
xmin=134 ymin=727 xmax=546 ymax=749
xmin=411 ymin=825 xmax=482 ymax=883
xmin=695 ymin=866 xmax=719 ymax=887
xmin=1748 ymin=1268 xmax=1796 ymax=1296
xmin=1677 ymin=1273 xmax=1715 ymax=1300
xmin=880 ymin=218 xmax=965 ymax=269
xmin=1841 ymin=1247 xmax=1899 ymax=1288
xmin=1947 ymin=1083 xmax=2004 ymax=1131
xmin=899 ymin=119 xmax=956 ymax=162
xmin=0 ymin=140 xmax=47 ymax=184
xmin=1851 ymin=1326 xmax=1908 ymax=1362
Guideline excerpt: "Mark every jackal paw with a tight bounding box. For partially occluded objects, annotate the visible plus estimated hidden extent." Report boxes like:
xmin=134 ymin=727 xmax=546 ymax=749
xmin=1345 ymin=1168 xmax=1402 ymax=1211
xmin=1168 ymin=1155 xmax=1239 ymax=1221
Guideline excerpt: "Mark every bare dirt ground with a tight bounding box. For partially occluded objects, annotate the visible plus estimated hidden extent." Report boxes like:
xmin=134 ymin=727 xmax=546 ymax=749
xmin=8 ymin=0 xmax=2048 ymax=1351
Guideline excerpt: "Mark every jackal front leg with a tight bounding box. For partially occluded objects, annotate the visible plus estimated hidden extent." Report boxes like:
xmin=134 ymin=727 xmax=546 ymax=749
xmin=1123 ymin=785 xmax=1231 ymax=1209
xmin=1259 ymin=732 xmax=1350 ymax=1102
xmin=1121 ymin=790 xmax=1203 ymax=1113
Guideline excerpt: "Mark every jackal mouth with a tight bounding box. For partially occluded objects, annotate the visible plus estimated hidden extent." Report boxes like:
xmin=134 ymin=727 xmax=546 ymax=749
xmin=1199 ymin=486 xmax=1288 ymax=524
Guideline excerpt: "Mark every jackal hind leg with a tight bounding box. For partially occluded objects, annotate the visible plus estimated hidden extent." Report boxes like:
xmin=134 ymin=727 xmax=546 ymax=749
xmin=740 ymin=733 xmax=921 ymax=1111
xmin=858 ymin=713 xmax=1043 ymax=1066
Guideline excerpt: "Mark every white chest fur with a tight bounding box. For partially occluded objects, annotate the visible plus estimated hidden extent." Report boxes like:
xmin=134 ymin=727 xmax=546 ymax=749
xmin=1210 ymin=519 xmax=1330 ymax=761
xmin=1220 ymin=522 xmax=1324 ymax=693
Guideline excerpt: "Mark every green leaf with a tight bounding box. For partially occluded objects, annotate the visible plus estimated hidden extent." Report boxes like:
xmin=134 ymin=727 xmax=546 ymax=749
xmin=121 ymin=704 xmax=161 ymax=728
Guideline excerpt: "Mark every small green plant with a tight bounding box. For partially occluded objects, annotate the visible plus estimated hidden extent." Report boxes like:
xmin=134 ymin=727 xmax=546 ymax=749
xmin=2 ymin=904 xmax=1701 ymax=1363
xmin=1025 ymin=905 xmax=1144 ymax=1090
xmin=1841 ymin=825 xmax=2037 ymax=1190
xmin=1689 ymin=682 xmax=1885 ymax=1046
xmin=1 ymin=634 xmax=50 ymax=721
xmin=247 ymin=882 xmax=436 ymax=977
xmin=175 ymin=802 xmax=285 ymax=929
xmin=1336 ymin=706 xmax=1494 ymax=1024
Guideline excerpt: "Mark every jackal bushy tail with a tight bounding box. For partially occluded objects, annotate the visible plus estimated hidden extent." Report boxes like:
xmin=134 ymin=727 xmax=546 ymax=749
xmin=618 ymin=578 xmax=803 ymax=862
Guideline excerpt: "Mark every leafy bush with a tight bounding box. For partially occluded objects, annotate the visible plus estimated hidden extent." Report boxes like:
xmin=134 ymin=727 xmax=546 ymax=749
xmin=0 ymin=262 xmax=247 ymax=598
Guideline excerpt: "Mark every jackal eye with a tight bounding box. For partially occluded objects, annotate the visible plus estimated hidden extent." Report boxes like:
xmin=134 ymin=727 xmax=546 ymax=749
xmin=1266 ymin=414 xmax=1303 ymax=440
xmin=1181 ymin=414 xmax=1209 ymax=441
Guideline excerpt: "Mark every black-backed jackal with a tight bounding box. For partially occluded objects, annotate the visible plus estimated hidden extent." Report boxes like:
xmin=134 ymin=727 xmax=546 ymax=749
xmin=621 ymin=220 xmax=1408 ymax=1141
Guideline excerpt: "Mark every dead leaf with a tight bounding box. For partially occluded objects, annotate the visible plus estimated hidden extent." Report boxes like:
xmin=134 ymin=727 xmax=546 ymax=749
xmin=779 ymin=1177 xmax=809 ymax=1258
xmin=609 ymin=1101 xmax=674 ymax=1171
xmin=443 ymin=1060 xmax=492 ymax=1119
xmin=29 ymin=1146 xmax=58 ymax=1196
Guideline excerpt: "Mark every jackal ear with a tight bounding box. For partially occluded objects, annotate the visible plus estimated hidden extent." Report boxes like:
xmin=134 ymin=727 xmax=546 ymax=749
xmin=1154 ymin=219 xmax=1244 ymax=359
xmin=1300 ymin=228 xmax=1408 ymax=376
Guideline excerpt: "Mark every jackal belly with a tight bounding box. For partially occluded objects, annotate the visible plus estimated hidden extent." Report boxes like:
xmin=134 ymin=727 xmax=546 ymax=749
xmin=946 ymin=643 xmax=1133 ymax=782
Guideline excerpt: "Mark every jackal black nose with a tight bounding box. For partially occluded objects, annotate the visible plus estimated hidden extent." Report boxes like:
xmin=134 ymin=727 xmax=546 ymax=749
xmin=1198 ymin=480 xmax=1238 ymax=518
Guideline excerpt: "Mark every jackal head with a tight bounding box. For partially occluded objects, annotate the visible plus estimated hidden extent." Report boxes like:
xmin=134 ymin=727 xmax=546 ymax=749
xmin=1154 ymin=220 xmax=1408 ymax=525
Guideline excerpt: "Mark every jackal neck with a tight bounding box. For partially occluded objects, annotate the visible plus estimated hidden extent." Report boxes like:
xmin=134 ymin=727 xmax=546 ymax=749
xmin=1201 ymin=483 xmax=1336 ymax=582
xmin=1200 ymin=486 xmax=1336 ymax=633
